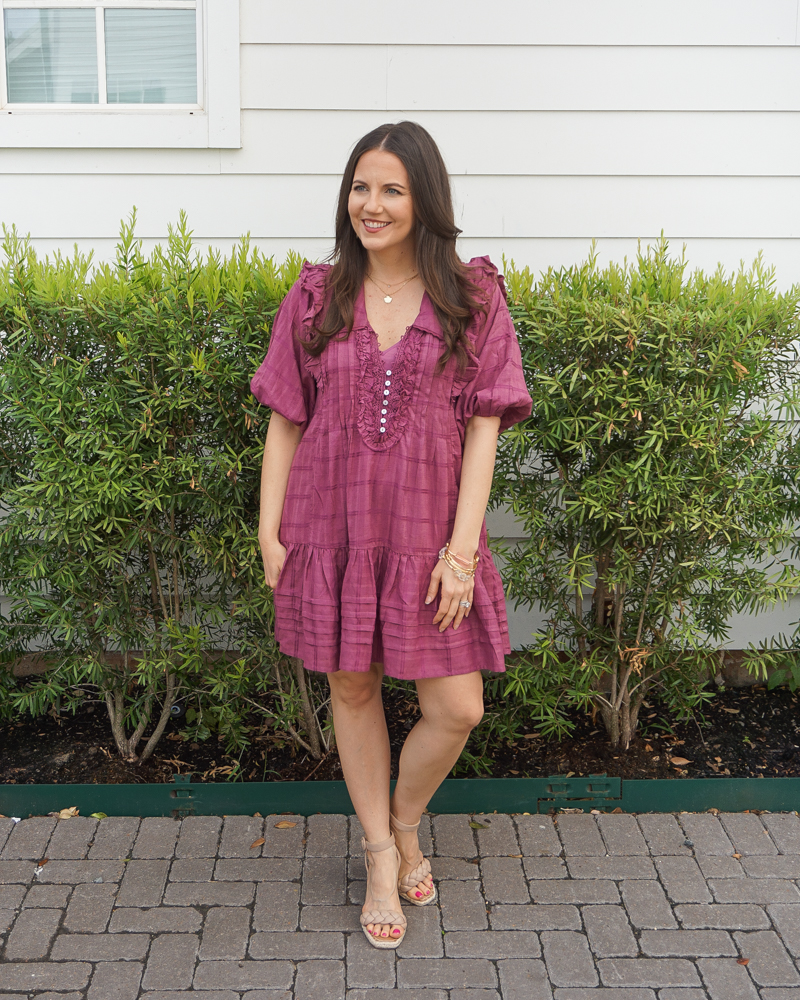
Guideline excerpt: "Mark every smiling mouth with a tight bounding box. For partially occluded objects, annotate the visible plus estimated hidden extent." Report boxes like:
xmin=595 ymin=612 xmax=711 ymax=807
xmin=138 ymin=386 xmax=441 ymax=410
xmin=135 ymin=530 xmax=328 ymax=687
xmin=362 ymin=220 xmax=390 ymax=231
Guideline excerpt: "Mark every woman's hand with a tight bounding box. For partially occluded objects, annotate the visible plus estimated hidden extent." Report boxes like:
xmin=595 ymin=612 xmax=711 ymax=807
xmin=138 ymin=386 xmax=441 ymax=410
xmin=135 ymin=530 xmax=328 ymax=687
xmin=260 ymin=537 xmax=287 ymax=589
xmin=425 ymin=559 xmax=475 ymax=632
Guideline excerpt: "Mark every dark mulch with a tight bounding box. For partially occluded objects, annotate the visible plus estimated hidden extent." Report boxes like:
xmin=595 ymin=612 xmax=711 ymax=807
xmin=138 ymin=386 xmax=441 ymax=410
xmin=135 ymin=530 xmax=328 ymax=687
xmin=0 ymin=683 xmax=798 ymax=785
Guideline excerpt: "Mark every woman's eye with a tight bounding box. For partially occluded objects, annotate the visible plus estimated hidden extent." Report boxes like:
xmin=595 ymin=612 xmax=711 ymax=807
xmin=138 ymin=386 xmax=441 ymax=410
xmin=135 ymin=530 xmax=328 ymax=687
xmin=353 ymin=184 xmax=367 ymax=192
xmin=387 ymin=188 xmax=400 ymax=195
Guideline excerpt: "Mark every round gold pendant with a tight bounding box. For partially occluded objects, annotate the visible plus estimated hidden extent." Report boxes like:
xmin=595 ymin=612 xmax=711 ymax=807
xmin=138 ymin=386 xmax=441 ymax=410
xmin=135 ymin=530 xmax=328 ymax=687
xmin=384 ymin=295 xmax=392 ymax=304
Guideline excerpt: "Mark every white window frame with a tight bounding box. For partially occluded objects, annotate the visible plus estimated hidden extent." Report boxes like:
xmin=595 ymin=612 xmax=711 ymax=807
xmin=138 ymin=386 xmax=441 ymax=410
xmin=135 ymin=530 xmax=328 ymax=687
xmin=0 ymin=0 xmax=239 ymax=147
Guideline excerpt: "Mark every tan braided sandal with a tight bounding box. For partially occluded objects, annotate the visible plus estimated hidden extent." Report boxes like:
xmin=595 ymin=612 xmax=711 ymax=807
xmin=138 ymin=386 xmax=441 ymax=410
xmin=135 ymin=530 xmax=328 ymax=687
xmin=359 ymin=832 xmax=407 ymax=950
xmin=390 ymin=812 xmax=437 ymax=907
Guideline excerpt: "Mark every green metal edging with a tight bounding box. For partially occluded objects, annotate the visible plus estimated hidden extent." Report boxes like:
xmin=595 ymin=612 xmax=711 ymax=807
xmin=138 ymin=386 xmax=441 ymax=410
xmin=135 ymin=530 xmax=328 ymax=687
xmin=1 ymin=774 xmax=799 ymax=818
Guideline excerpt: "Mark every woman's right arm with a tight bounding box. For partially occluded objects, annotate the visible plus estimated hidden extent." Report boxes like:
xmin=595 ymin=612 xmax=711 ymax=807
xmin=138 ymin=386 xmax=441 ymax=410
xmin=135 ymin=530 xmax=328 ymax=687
xmin=258 ymin=412 xmax=303 ymax=587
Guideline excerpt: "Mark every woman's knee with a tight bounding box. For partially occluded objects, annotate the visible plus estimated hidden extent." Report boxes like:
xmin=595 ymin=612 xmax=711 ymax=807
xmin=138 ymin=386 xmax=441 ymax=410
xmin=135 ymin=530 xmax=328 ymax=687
xmin=454 ymin=696 xmax=484 ymax=733
xmin=328 ymin=668 xmax=382 ymax=710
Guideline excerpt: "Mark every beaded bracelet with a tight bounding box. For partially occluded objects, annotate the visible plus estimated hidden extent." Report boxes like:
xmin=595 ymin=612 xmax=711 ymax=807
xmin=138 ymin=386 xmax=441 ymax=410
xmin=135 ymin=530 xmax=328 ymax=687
xmin=437 ymin=540 xmax=479 ymax=581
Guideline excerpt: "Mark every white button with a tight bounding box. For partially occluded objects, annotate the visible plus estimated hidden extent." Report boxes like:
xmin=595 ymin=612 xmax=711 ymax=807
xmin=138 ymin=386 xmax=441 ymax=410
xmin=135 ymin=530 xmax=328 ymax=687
xmin=380 ymin=417 xmax=387 ymax=424
xmin=384 ymin=380 xmax=391 ymax=386
xmin=383 ymin=389 xmax=389 ymax=396
xmin=381 ymin=408 xmax=387 ymax=414
xmin=386 ymin=369 xmax=392 ymax=375
xmin=379 ymin=427 xmax=386 ymax=433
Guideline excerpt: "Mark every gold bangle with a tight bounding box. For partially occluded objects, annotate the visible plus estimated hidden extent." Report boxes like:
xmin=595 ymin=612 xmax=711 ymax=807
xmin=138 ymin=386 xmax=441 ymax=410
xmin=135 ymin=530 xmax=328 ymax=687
xmin=438 ymin=545 xmax=475 ymax=581
xmin=441 ymin=540 xmax=479 ymax=572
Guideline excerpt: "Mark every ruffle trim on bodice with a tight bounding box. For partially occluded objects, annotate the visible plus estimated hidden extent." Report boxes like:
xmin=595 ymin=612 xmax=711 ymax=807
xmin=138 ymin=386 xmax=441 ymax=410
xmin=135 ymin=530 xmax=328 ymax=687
xmin=272 ymin=542 xmax=510 ymax=678
xmin=354 ymin=324 xmax=425 ymax=452
xmin=296 ymin=262 xmax=332 ymax=391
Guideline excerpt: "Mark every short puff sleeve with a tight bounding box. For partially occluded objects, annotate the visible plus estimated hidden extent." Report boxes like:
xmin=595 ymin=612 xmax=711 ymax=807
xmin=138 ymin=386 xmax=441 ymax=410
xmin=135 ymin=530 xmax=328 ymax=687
xmin=456 ymin=264 xmax=532 ymax=433
xmin=250 ymin=275 xmax=320 ymax=430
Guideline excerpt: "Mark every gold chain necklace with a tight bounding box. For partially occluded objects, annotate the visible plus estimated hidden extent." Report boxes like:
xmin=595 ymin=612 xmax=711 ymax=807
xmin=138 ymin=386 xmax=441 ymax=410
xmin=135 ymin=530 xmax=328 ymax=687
xmin=367 ymin=271 xmax=418 ymax=304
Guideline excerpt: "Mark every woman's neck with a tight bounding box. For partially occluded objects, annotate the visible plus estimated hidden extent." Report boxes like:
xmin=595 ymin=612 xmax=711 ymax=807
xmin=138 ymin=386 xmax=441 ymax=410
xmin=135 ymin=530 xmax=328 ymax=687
xmin=366 ymin=243 xmax=417 ymax=283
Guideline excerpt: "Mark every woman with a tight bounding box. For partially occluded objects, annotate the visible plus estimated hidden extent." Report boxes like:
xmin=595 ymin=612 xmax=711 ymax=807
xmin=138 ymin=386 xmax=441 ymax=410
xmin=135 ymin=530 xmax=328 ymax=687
xmin=252 ymin=122 xmax=531 ymax=949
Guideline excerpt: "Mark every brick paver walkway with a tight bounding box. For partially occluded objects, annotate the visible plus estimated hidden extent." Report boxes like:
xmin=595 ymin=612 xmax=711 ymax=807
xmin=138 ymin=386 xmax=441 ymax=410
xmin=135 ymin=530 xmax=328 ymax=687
xmin=1 ymin=811 xmax=799 ymax=998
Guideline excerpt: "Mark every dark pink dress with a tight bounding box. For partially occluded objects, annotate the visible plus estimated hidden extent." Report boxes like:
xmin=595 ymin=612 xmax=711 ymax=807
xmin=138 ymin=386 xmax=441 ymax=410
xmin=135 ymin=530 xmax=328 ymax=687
xmin=250 ymin=257 xmax=532 ymax=680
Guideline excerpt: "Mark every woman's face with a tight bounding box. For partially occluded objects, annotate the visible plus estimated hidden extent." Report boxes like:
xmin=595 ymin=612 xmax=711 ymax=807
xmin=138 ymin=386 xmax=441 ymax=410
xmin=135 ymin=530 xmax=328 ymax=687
xmin=348 ymin=149 xmax=415 ymax=257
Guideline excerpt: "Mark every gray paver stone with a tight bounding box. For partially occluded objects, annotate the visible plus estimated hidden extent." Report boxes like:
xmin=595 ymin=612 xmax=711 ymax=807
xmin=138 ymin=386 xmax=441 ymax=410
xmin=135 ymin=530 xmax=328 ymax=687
xmin=438 ymin=878 xmax=488 ymax=930
xmin=396 ymin=900 xmax=443 ymax=958
xmin=301 ymin=856 xmax=346 ymax=905
xmin=639 ymin=929 xmax=736 ymax=956
xmin=0 ymin=817 xmax=56 ymax=860
xmin=218 ymin=815 xmax=264 ymax=858
xmin=214 ymin=857 xmax=300 ymax=881
xmin=496 ymin=958 xmax=553 ymax=1000
xmin=598 ymin=815 xmax=649 ymax=855
xmin=733 ymin=929 xmax=800 ymax=986
xmin=415 ymin=814 xmax=435 ymax=858
xmin=175 ymin=815 xmax=222 ymax=858
xmin=345 ymin=992 xmax=446 ymax=1000
xmin=64 ymin=882 xmax=118 ymax=932
xmin=582 ymin=904 xmax=638 ymax=957
xmin=657 ymin=991 xmax=709 ymax=1000
xmin=89 ymin=818 xmax=140 ymax=860
xmin=145 ymin=994 xmax=237 ymax=1000
xmin=760 ymin=991 xmax=800 ymax=1000
xmin=346 ymin=930 xmax=396 ymax=988
xmin=199 ymin=906 xmax=251 ymax=960
xmin=542 ymin=930 xmax=598 ymax=987
xmin=38 ymin=860 xmax=124 ymax=884
xmin=348 ymin=880 xmax=367 ymax=905
xmin=0 ymin=861 xmax=34 ymax=884
xmin=524 ymin=857 xmax=567 ymax=879
xmin=556 ymin=815 xmax=605 ymax=856
xmin=192 ymin=960 xmax=294 ymax=991
xmin=261 ymin=814 xmax=305 ymax=857
xmin=679 ymin=814 xmax=734 ymax=855
xmin=622 ymin=879 xmax=678 ymax=929
xmin=294 ymin=959 xmax=345 ymax=1000
xmin=710 ymin=877 xmax=800 ymax=903
xmin=599 ymin=958 xmax=701 ymax=987
xmin=164 ymin=881 xmax=255 ymax=907
xmin=23 ymin=884 xmax=71 ymax=907
xmin=655 ymin=856 xmax=713 ymax=903
xmin=0 ymin=908 xmax=14 ymax=932
xmin=36 ymin=993 xmax=85 ymax=1000
xmin=531 ymin=880 xmax=619 ymax=905
xmin=132 ymin=817 xmax=180 ymax=859
xmin=515 ymin=815 xmax=562 ymax=857
xmin=449 ymin=991 xmax=501 ymax=1000
xmin=491 ymin=903 xmax=580 ymax=931
xmin=0 ymin=884 xmax=25 ymax=908
xmin=444 ymin=930 xmax=541 ymax=958
xmin=87 ymin=962 xmax=143 ymax=1000
xmin=637 ymin=815 xmax=691 ymax=856
xmin=434 ymin=857 xmax=481 ymax=879
xmin=46 ymin=816 xmax=98 ymax=859
xmin=51 ymin=933 xmax=150 ymax=961
xmin=116 ymin=859 xmax=169 ymax=907
xmin=242 ymin=992 xmax=292 ymax=1000
xmin=398 ymin=958 xmax=497 ymax=989
xmin=480 ymin=856 xmax=529 ymax=903
xmin=697 ymin=854 xmax=745 ymax=878
xmin=0 ymin=963 xmax=91 ymax=991
xmin=142 ymin=933 xmax=198 ymax=990
xmin=300 ymin=903 xmax=362 ymax=932
xmin=473 ymin=814 xmax=519 ymax=856
xmin=249 ymin=929 xmax=344 ymax=959
xmin=554 ymin=992 xmax=655 ymax=1000
xmin=0 ymin=818 xmax=14 ymax=854
xmin=741 ymin=856 xmax=800 ymax=878
xmin=306 ymin=814 xmax=348 ymax=857
xmin=109 ymin=906 xmax=202 ymax=933
xmin=763 ymin=814 xmax=800 ymax=854
xmin=768 ymin=903 xmax=800 ymax=957
xmin=4 ymin=907 xmax=61 ymax=960
xmin=432 ymin=815 xmax=477 ymax=857
xmin=675 ymin=903 xmax=770 ymax=929
xmin=253 ymin=880 xmax=299 ymax=931
xmin=720 ymin=813 xmax=777 ymax=855
xmin=697 ymin=956 xmax=760 ymax=999
xmin=169 ymin=857 xmax=215 ymax=881
xmin=567 ymin=856 xmax=656 ymax=879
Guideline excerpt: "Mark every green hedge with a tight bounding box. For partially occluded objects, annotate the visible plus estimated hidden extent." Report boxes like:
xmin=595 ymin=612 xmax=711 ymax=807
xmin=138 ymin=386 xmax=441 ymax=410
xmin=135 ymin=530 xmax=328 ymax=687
xmin=1 ymin=219 xmax=799 ymax=770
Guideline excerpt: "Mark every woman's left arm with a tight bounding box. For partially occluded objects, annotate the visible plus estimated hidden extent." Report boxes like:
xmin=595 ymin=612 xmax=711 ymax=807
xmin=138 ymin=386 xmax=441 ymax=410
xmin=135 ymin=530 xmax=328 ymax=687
xmin=426 ymin=414 xmax=501 ymax=631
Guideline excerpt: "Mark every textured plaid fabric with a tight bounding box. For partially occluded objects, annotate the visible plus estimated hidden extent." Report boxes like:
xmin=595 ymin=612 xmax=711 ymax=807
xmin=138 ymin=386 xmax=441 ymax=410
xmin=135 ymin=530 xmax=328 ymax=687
xmin=250 ymin=257 xmax=532 ymax=679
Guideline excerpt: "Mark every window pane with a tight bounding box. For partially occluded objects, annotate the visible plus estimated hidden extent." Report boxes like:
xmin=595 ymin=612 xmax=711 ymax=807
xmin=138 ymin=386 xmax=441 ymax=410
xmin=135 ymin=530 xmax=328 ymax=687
xmin=105 ymin=9 xmax=196 ymax=104
xmin=4 ymin=9 xmax=98 ymax=103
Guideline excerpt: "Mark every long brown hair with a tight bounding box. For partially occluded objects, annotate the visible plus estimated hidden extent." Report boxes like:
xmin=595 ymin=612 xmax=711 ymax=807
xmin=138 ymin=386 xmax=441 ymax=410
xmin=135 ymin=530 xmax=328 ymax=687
xmin=302 ymin=121 xmax=486 ymax=370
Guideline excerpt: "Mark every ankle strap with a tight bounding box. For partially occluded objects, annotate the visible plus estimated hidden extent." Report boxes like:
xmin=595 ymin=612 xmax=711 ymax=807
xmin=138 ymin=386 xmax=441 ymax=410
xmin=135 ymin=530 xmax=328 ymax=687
xmin=390 ymin=812 xmax=421 ymax=833
xmin=361 ymin=832 xmax=396 ymax=854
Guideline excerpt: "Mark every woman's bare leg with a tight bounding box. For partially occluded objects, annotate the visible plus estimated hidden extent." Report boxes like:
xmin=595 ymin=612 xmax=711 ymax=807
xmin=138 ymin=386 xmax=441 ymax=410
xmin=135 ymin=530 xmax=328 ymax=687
xmin=327 ymin=664 xmax=403 ymax=941
xmin=390 ymin=671 xmax=484 ymax=897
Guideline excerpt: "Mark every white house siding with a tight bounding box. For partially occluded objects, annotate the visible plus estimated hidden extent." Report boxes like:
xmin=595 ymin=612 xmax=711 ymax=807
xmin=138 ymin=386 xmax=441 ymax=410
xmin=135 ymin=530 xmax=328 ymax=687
xmin=0 ymin=0 xmax=798 ymax=648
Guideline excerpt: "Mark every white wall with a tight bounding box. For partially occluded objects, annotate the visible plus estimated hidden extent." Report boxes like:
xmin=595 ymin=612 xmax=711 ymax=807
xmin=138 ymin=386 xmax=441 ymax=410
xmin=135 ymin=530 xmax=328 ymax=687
xmin=1 ymin=0 xmax=798 ymax=648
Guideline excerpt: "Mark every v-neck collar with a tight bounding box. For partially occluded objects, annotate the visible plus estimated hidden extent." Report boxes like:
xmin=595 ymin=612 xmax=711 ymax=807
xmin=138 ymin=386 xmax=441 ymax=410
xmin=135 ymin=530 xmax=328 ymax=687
xmin=353 ymin=284 xmax=443 ymax=340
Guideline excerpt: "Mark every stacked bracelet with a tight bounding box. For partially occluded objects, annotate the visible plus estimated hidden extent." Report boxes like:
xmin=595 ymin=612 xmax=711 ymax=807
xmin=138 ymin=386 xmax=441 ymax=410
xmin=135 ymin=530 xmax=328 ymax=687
xmin=437 ymin=540 xmax=479 ymax=581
